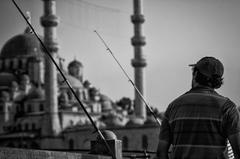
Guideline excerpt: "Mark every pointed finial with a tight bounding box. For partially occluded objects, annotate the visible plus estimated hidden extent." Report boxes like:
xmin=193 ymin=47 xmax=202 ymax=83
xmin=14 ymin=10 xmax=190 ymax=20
xmin=24 ymin=11 xmax=32 ymax=33
xmin=26 ymin=11 xmax=31 ymax=24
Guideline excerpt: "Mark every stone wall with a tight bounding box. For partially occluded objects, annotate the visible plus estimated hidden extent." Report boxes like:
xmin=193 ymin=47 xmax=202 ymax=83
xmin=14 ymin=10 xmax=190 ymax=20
xmin=0 ymin=147 xmax=111 ymax=159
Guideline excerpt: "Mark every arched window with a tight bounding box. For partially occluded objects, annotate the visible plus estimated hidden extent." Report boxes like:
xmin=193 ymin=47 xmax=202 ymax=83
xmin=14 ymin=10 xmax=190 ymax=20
xmin=31 ymin=142 xmax=40 ymax=149
xmin=32 ymin=123 xmax=36 ymax=130
xmin=0 ymin=105 xmax=3 ymax=112
xmin=67 ymin=90 xmax=72 ymax=100
xmin=39 ymin=104 xmax=44 ymax=111
xmin=18 ymin=60 xmax=23 ymax=69
xmin=76 ymin=89 xmax=82 ymax=100
xmin=17 ymin=124 xmax=21 ymax=131
xmin=25 ymin=123 xmax=29 ymax=131
xmin=142 ymin=135 xmax=148 ymax=150
xmin=9 ymin=60 xmax=14 ymax=70
xmin=122 ymin=136 xmax=128 ymax=149
xmin=27 ymin=104 xmax=32 ymax=113
xmin=2 ymin=60 xmax=5 ymax=70
xmin=6 ymin=142 xmax=15 ymax=148
xmin=69 ymin=139 xmax=74 ymax=150
xmin=16 ymin=105 xmax=20 ymax=113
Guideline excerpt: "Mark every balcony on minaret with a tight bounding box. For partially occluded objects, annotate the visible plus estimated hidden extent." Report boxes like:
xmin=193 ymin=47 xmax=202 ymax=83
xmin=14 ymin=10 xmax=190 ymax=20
xmin=131 ymin=58 xmax=147 ymax=67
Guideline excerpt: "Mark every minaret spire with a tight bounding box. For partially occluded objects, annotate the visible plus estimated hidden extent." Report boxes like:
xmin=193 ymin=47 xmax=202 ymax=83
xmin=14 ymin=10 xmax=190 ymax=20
xmin=131 ymin=0 xmax=147 ymax=120
xmin=41 ymin=0 xmax=61 ymax=137
xmin=24 ymin=11 xmax=32 ymax=33
xmin=26 ymin=11 xmax=31 ymax=23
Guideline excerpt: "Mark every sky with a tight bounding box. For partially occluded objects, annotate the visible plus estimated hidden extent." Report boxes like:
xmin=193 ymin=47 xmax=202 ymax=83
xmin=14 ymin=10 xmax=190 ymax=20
xmin=0 ymin=0 xmax=240 ymax=111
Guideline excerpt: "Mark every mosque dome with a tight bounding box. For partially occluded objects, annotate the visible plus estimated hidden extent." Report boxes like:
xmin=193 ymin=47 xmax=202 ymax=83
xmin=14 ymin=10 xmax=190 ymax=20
xmin=100 ymin=94 xmax=112 ymax=102
xmin=83 ymin=80 xmax=91 ymax=88
xmin=101 ymin=101 xmax=113 ymax=112
xmin=68 ymin=59 xmax=83 ymax=68
xmin=58 ymin=74 xmax=83 ymax=88
xmin=100 ymin=94 xmax=113 ymax=111
xmin=103 ymin=114 xmax=125 ymax=127
xmin=96 ymin=130 xmax=117 ymax=141
xmin=0 ymin=73 xmax=17 ymax=87
xmin=126 ymin=117 xmax=144 ymax=127
xmin=0 ymin=30 xmax=43 ymax=59
xmin=27 ymin=87 xmax=45 ymax=100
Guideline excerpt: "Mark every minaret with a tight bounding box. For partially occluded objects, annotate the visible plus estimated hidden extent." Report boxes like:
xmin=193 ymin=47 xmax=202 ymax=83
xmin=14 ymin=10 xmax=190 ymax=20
xmin=24 ymin=11 xmax=32 ymax=33
xmin=40 ymin=0 xmax=61 ymax=136
xmin=131 ymin=0 xmax=147 ymax=120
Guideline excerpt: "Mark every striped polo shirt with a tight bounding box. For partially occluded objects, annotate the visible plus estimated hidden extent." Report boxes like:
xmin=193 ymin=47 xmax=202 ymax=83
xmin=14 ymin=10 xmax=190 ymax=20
xmin=159 ymin=86 xmax=240 ymax=159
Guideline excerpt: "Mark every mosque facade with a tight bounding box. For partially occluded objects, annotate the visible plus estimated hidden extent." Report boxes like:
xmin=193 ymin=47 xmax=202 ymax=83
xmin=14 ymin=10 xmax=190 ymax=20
xmin=0 ymin=26 xmax=159 ymax=152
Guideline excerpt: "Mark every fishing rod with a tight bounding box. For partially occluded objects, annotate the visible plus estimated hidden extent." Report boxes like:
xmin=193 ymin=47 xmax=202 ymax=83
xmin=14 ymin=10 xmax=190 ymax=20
xmin=11 ymin=1 xmax=115 ymax=158
xmin=94 ymin=30 xmax=161 ymax=127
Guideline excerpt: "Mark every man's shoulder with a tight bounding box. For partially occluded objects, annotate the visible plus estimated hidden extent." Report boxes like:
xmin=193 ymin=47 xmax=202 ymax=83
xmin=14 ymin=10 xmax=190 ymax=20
xmin=168 ymin=89 xmax=231 ymax=108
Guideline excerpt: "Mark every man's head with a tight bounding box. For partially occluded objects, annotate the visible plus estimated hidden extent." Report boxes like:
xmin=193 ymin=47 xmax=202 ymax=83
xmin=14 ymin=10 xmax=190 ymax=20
xmin=190 ymin=56 xmax=224 ymax=89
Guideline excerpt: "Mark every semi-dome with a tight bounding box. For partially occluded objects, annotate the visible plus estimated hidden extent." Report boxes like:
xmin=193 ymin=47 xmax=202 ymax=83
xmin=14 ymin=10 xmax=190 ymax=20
xmin=126 ymin=117 xmax=144 ymax=127
xmin=103 ymin=114 xmax=125 ymax=127
xmin=26 ymin=87 xmax=45 ymax=100
xmin=0 ymin=30 xmax=43 ymax=59
xmin=58 ymin=74 xmax=83 ymax=88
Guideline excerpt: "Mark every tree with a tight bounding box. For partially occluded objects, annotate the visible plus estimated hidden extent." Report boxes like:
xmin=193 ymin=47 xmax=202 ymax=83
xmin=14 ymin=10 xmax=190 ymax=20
xmin=116 ymin=97 xmax=133 ymax=113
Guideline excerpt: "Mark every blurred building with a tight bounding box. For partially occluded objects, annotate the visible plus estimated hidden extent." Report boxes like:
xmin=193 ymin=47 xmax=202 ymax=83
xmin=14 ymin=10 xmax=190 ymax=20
xmin=0 ymin=25 xmax=159 ymax=151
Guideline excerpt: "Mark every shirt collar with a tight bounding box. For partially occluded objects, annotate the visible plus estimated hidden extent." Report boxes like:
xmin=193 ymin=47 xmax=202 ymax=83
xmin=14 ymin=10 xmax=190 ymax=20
xmin=189 ymin=85 xmax=216 ymax=94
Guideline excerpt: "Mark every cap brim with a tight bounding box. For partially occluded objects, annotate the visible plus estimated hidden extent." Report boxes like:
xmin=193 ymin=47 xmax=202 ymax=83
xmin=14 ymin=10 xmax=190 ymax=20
xmin=188 ymin=64 xmax=196 ymax=67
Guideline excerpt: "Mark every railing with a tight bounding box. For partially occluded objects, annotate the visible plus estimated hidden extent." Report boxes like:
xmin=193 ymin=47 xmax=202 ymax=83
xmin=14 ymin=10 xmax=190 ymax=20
xmin=43 ymin=148 xmax=155 ymax=159
xmin=40 ymin=146 xmax=236 ymax=159
xmin=6 ymin=147 xmax=235 ymax=159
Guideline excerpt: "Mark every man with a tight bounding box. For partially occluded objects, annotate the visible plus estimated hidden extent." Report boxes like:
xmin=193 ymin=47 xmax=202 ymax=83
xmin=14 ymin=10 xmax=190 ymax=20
xmin=156 ymin=57 xmax=240 ymax=159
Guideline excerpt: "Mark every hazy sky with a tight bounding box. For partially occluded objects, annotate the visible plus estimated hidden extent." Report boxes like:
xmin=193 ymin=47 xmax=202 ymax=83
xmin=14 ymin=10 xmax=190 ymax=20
xmin=1 ymin=0 xmax=240 ymax=111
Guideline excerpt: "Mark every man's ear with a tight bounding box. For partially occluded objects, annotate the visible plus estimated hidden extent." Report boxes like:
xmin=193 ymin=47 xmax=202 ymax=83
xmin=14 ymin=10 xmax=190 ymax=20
xmin=191 ymin=70 xmax=198 ymax=88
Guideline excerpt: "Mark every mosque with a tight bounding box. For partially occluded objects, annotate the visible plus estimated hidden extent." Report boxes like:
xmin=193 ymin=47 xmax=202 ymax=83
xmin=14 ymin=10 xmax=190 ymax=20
xmin=0 ymin=0 xmax=159 ymax=153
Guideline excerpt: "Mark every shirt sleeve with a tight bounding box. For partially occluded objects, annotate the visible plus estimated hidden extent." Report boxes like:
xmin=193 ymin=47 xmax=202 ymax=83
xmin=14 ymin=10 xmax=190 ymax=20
xmin=159 ymin=106 xmax=171 ymax=143
xmin=222 ymin=99 xmax=240 ymax=137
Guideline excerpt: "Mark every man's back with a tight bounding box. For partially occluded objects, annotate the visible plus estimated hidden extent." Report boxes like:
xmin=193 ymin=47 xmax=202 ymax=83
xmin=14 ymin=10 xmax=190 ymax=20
xmin=159 ymin=86 xmax=240 ymax=159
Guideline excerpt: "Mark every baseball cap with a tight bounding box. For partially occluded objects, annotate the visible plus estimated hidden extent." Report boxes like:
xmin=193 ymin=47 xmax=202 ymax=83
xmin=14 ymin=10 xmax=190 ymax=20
xmin=189 ymin=56 xmax=224 ymax=78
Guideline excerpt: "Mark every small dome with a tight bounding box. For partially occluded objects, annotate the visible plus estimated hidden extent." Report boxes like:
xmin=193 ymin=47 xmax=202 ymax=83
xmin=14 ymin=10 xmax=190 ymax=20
xmin=103 ymin=114 xmax=125 ymax=127
xmin=68 ymin=59 xmax=83 ymax=68
xmin=58 ymin=74 xmax=83 ymax=88
xmin=100 ymin=94 xmax=113 ymax=111
xmin=126 ymin=117 xmax=144 ymax=127
xmin=108 ymin=118 xmax=125 ymax=127
xmin=102 ymin=100 xmax=113 ymax=112
xmin=0 ymin=31 xmax=43 ymax=58
xmin=0 ymin=73 xmax=17 ymax=87
xmin=27 ymin=87 xmax=45 ymax=100
xmin=96 ymin=130 xmax=117 ymax=141
xmin=100 ymin=94 xmax=112 ymax=102
xmin=83 ymin=80 xmax=91 ymax=88
xmin=95 ymin=120 xmax=106 ymax=128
